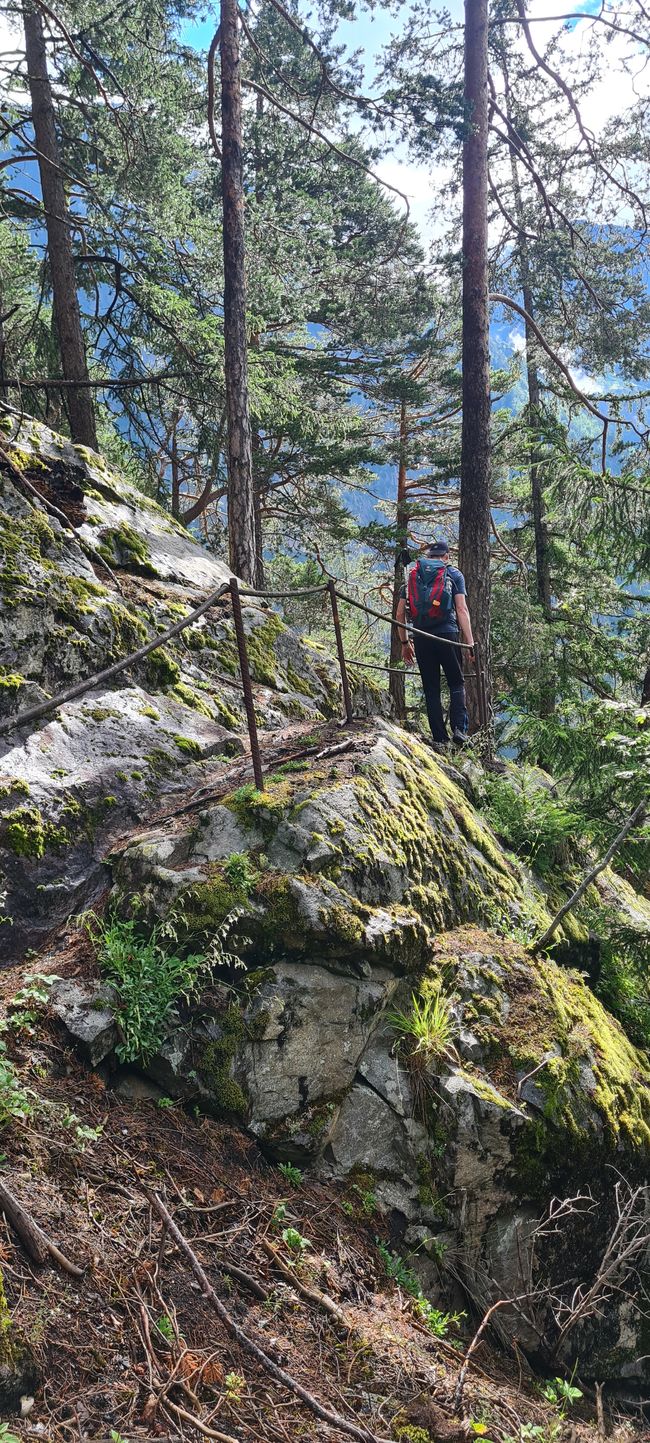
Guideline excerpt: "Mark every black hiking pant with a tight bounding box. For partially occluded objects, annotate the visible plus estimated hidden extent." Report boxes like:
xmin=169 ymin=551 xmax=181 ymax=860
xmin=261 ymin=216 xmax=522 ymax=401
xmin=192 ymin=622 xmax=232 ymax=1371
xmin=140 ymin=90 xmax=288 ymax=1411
xmin=413 ymin=629 xmax=467 ymax=744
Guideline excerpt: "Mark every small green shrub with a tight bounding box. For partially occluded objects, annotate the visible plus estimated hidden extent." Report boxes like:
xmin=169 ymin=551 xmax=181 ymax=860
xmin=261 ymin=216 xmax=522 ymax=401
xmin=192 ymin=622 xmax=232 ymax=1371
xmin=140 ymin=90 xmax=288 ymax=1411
xmin=82 ymin=904 xmax=244 ymax=1064
xmin=4 ymin=973 xmax=59 ymax=1035
xmin=540 ymin=1377 xmax=582 ymax=1410
xmin=282 ymin=1226 xmax=311 ymax=1252
xmin=0 ymin=1042 xmax=33 ymax=1128
xmin=278 ymin=1161 xmax=302 ymax=1187
xmin=224 ymin=851 xmax=257 ymax=892
xmin=83 ymin=911 xmax=203 ymax=1062
xmin=480 ymin=773 xmax=581 ymax=876
xmin=376 ymin=1239 xmax=462 ymax=1338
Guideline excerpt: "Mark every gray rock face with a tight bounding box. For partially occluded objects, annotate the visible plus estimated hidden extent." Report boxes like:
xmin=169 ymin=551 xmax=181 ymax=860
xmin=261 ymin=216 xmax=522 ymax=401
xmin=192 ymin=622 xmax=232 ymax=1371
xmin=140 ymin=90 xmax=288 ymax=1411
xmin=49 ymin=979 xmax=118 ymax=1065
xmin=0 ymin=411 xmax=385 ymax=963
xmin=243 ymin=961 xmax=399 ymax=1128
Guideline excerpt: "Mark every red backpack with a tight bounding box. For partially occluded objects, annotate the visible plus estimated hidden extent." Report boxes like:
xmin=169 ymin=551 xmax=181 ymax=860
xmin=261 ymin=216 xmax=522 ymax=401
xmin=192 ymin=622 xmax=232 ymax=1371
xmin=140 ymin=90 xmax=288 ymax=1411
xmin=407 ymin=558 xmax=454 ymax=629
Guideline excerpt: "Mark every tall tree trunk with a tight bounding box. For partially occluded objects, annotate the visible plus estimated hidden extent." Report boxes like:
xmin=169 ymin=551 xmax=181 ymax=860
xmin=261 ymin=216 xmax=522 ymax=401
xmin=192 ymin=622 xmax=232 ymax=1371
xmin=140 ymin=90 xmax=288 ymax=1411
xmin=250 ymin=94 xmax=265 ymax=589
xmin=505 ymin=123 xmax=552 ymax=615
xmin=505 ymin=118 xmax=555 ymax=718
xmin=389 ymin=397 xmax=408 ymax=719
xmin=170 ymin=411 xmax=180 ymax=520
xmin=252 ymin=430 xmax=265 ymax=589
xmin=22 ymin=0 xmax=97 ymax=450
xmin=459 ymin=0 xmax=491 ymax=730
xmin=220 ymin=0 xmax=256 ymax=583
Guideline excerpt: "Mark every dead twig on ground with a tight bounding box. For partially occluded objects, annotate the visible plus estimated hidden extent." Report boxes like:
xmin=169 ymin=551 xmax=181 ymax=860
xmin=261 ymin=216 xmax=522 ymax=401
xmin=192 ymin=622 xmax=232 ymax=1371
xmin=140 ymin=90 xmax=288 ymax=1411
xmin=145 ymin=1187 xmax=394 ymax=1443
xmin=0 ymin=1178 xmax=85 ymax=1278
xmin=261 ymin=1236 xmax=349 ymax=1324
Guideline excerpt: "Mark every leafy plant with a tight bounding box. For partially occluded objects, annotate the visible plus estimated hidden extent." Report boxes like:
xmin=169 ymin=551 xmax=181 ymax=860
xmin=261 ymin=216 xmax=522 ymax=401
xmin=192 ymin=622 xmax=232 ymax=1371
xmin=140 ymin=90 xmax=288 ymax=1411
xmin=376 ymin=1239 xmax=462 ymax=1338
xmin=470 ymin=1421 xmax=495 ymax=1443
xmin=154 ymin=1314 xmax=175 ymax=1342
xmin=224 ymin=852 xmax=258 ymax=893
xmin=415 ymin=1296 xmax=464 ymax=1338
xmin=81 ymin=904 xmax=245 ymax=1064
xmin=353 ymin=1183 xmax=378 ymax=1216
xmin=61 ymin=1108 xmax=104 ymax=1152
xmin=479 ymin=772 xmax=582 ymax=877
xmin=389 ymin=985 xmax=456 ymax=1063
xmin=3 ymin=972 xmax=60 ymax=1035
xmin=540 ymin=1377 xmax=583 ymax=1409
xmin=0 ymin=1425 xmax=21 ymax=1443
xmin=224 ymin=1370 xmax=245 ymax=1403
xmin=0 ymin=1041 xmax=33 ymax=1129
xmin=281 ymin=1226 xmax=311 ymax=1252
xmin=278 ymin=1161 xmax=302 ymax=1187
xmin=271 ymin=1202 xmax=288 ymax=1225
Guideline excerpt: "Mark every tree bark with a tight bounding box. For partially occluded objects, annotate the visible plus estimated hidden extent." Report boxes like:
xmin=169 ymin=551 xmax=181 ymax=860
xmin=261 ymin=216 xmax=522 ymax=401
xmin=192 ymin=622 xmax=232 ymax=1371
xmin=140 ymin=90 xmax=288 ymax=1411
xmin=389 ymin=397 xmax=408 ymax=719
xmin=22 ymin=0 xmax=97 ymax=450
xmin=505 ymin=112 xmax=552 ymax=617
xmin=459 ymin=0 xmax=492 ymax=730
xmin=506 ymin=134 xmax=555 ymax=718
xmin=221 ymin=0 xmax=256 ymax=583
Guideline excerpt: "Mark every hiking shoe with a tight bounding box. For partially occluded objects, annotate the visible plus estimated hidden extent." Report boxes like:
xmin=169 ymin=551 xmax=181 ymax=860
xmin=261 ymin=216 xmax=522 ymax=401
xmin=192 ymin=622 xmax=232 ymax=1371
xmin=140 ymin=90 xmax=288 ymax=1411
xmin=451 ymin=729 xmax=469 ymax=747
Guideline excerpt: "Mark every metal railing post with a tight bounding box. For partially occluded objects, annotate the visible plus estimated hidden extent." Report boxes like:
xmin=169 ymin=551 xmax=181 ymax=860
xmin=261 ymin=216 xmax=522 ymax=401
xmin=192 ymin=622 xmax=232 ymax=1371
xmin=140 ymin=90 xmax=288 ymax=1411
xmin=473 ymin=640 xmax=493 ymax=759
xmin=473 ymin=640 xmax=486 ymax=733
xmin=230 ymin=577 xmax=264 ymax=791
xmin=327 ymin=581 xmax=354 ymax=725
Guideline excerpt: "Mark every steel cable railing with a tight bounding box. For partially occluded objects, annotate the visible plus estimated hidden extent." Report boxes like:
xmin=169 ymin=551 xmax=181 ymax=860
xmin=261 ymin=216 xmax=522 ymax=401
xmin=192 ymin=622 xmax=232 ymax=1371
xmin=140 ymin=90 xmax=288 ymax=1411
xmin=0 ymin=572 xmax=491 ymax=785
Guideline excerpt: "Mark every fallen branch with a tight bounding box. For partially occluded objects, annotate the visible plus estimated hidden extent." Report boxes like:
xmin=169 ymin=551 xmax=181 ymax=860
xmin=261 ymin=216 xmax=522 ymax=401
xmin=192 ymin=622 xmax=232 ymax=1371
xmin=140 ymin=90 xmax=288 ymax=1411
xmin=164 ymin=1398 xmax=238 ymax=1442
xmin=0 ymin=580 xmax=232 ymax=737
xmin=454 ymin=1296 xmax=519 ymax=1411
xmin=146 ymin=1189 xmax=392 ymax=1443
xmin=261 ymin=1237 xmax=348 ymax=1324
xmin=531 ymin=800 xmax=647 ymax=951
xmin=0 ymin=1178 xmax=85 ymax=1278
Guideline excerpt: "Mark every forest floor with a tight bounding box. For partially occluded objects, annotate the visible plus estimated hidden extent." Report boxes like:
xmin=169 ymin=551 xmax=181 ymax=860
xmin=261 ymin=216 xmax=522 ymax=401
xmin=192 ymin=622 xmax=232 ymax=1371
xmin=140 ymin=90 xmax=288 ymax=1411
xmin=0 ymin=955 xmax=646 ymax=1443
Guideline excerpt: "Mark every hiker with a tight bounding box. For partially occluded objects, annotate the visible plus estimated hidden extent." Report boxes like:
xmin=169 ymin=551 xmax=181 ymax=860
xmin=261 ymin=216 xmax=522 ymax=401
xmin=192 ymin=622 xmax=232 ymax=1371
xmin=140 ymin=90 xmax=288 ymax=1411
xmin=396 ymin=540 xmax=475 ymax=748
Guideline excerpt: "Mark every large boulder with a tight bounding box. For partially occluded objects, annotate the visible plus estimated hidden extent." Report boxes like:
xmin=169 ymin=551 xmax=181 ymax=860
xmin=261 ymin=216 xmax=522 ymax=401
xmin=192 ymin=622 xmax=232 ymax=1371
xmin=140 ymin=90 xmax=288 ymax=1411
xmin=0 ymin=408 xmax=382 ymax=959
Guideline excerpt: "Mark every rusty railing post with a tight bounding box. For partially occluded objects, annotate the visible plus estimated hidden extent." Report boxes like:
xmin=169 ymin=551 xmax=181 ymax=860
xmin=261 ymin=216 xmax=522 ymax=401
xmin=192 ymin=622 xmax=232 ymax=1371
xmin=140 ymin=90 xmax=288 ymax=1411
xmin=327 ymin=581 xmax=353 ymax=725
xmin=474 ymin=640 xmax=492 ymax=759
xmin=230 ymin=577 xmax=264 ymax=791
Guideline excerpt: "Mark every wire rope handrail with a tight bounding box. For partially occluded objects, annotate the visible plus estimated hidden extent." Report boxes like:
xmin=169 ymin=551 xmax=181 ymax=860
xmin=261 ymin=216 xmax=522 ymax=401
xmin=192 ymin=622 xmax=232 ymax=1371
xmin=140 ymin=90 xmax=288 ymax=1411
xmin=333 ymin=586 xmax=475 ymax=650
xmin=0 ymin=566 xmax=490 ymax=784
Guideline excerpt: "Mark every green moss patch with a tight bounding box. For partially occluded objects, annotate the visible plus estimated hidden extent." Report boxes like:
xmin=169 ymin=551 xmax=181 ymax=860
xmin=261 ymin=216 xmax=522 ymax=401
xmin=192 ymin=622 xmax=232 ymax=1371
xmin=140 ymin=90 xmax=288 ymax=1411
xmin=98 ymin=522 xmax=159 ymax=578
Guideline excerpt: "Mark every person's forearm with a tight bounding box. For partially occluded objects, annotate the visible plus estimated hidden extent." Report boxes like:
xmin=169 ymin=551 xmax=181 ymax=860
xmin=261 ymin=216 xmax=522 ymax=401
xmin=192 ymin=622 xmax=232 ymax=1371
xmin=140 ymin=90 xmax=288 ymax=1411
xmin=396 ymin=604 xmax=409 ymax=645
xmin=459 ymin=613 xmax=474 ymax=647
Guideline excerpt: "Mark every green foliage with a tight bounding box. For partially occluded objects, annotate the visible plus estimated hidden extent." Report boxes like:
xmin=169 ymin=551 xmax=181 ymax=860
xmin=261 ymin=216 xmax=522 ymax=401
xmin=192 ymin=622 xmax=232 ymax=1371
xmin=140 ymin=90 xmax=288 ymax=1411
xmin=224 ymin=1371 xmax=245 ymax=1403
xmin=0 ymin=1042 xmax=33 ymax=1129
xmin=540 ymin=1377 xmax=583 ymax=1409
xmin=479 ymin=772 xmax=582 ymax=877
xmin=278 ymin=1161 xmax=303 ymax=1187
xmin=389 ymin=986 xmax=456 ymax=1061
xmin=281 ymin=1226 xmax=311 ymax=1252
xmin=3 ymin=973 xmax=59 ymax=1036
xmin=154 ymin=1315 xmax=174 ymax=1342
xmin=81 ymin=903 xmax=245 ymax=1064
xmin=61 ymin=1108 xmax=104 ymax=1152
xmin=224 ymin=852 xmax=258 ymax=893
xmin=508 ymin=701 xmax=649 ymax=885
xmin=352 ymin=1183 xmax=378 ymax=1216
xmin=376 ymin=1239 xmax=462 ymax=1337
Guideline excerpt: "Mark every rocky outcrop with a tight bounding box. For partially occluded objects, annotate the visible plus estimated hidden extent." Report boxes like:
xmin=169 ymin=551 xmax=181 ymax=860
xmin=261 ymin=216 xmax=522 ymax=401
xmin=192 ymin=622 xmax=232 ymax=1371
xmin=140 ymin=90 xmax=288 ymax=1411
xmin=3 ymin=411 xmax=650 ymax=1394
xmin=52 ymin=714 xmax=650 ymax=1389
xmin=0 ymin=408 xmax=381 ymax=958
